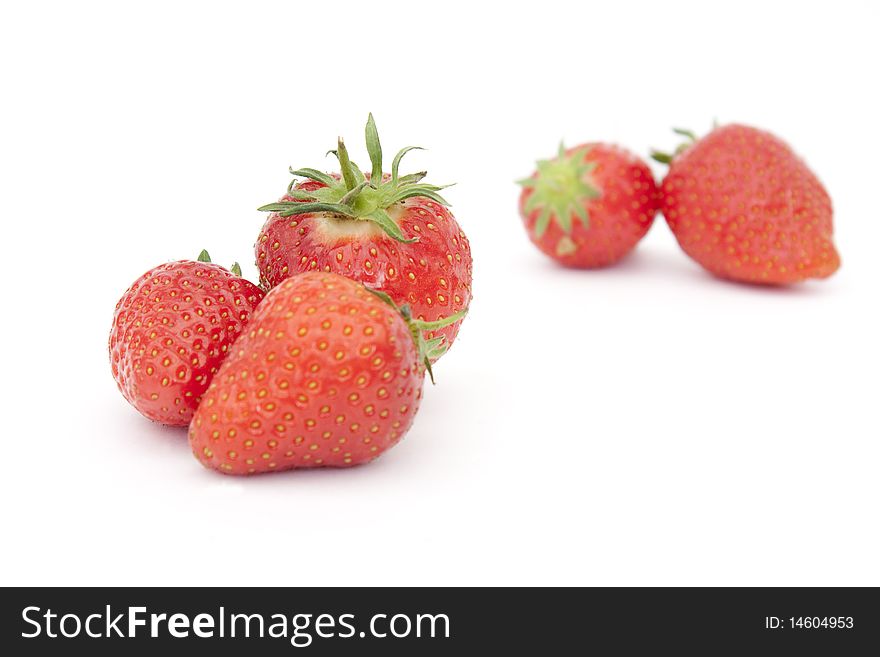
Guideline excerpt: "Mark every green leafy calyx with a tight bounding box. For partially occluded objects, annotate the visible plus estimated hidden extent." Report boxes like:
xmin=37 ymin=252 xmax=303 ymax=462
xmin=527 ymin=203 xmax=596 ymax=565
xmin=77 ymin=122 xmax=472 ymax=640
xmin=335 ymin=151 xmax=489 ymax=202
xmin=365 ymin=287 xmax=467 ymax=384
xmin=517 ymin=143 xmax=600 ymax=238
xmin=650 ymin=127 xmax=700 ymax=165
xmin=197 ymin=249 xmax=243 ymax=276
xmin=258 ymin=114 xmax=452 ymax=243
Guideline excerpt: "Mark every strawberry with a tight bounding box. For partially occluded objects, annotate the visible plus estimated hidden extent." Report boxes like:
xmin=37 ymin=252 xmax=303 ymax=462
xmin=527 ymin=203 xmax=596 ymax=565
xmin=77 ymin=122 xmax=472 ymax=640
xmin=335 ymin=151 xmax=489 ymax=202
xmin=653 ymin=124 xmax=841 ymax=284
xmin=110 ymin=251 xmax=264 ymax=425
xmin=517 ymin=143 xmax=659 ymax=267
xmin=255 ymin=114 xmax=472 ymax=360
xmin=188 ymin=272 xmax=465 ymax=475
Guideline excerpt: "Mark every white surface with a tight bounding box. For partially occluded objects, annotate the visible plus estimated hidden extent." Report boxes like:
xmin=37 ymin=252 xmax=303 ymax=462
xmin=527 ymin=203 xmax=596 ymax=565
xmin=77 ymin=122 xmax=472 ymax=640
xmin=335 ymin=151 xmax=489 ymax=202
xmin=2 ymin=0 xmax=878 ymax=586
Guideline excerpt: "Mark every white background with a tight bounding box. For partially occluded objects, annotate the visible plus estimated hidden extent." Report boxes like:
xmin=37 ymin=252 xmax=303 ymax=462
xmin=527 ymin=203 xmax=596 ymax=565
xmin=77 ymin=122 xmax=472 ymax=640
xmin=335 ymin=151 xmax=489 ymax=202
xmin=2 ymin=0 xmax=878 ymax=586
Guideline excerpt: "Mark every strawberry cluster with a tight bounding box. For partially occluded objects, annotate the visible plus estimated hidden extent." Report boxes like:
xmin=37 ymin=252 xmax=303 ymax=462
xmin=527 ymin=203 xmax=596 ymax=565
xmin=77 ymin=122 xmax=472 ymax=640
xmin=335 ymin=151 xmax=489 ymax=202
xmin=110 ymin=117 xmax=472 ymax=475
xmin=518 ymin=124 xmax=840 ymax=285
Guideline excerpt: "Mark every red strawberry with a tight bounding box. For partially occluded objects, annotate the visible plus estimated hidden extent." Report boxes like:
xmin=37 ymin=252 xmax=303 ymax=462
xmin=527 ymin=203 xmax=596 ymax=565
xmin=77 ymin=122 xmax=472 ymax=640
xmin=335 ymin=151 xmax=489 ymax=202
xmin=517 ymin=143 xmax=659 ymax=267
xmin=255 ymin=114 xmax=471 ymax=360
xmin=188 ymin=272 xmax=464 ymax=475
xmin=653 ymin=124 xmax=841 ymax=284
xmin=110 ymin=251 xmax=264 ymax=425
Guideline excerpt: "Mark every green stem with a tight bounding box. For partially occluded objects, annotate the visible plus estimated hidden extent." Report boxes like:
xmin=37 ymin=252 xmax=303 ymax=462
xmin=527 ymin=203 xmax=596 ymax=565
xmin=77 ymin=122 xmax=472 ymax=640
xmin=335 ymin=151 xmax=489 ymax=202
xmin=339 ymin=181 xmax=374 ymax=207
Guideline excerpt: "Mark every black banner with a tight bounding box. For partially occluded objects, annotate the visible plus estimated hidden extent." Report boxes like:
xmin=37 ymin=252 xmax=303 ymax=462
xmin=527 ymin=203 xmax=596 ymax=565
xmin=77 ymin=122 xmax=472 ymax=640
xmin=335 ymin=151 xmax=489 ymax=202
xmin=1 ymin=587 xmax=877 ymax=654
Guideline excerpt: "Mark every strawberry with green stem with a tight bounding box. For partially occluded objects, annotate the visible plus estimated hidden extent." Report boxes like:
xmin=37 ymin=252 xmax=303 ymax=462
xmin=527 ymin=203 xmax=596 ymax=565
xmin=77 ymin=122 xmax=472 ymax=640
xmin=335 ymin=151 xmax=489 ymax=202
xmin=652 ymin=124 xmax=840 ymax=284
xmin=110 ymin=250 xmax=264 ymax=425
xmin=255 ymin=115 xmax=472 ymax=361
xmin=517 ymin=143 xmax=659 ymax=268
xmin=189 ymin=272 xmax=466 ymax=475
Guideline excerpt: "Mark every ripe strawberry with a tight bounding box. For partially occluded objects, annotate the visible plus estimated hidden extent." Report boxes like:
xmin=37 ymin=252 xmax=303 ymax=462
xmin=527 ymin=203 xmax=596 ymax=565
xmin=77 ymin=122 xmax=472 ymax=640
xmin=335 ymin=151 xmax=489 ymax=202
xmin=110 ymin=251 xmax=264 ymax=425
xmin=188 ymin=272 xmax=465 ymax=475
xmin=653 ymin=124 xmax=840 ymax=284
xmin=517 ymin=143 xmax=659 ymax=267
xmin=255 ymin=114 xmax=471 ymax=360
